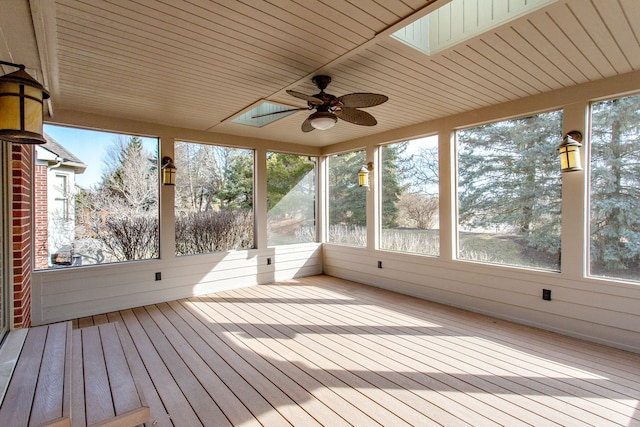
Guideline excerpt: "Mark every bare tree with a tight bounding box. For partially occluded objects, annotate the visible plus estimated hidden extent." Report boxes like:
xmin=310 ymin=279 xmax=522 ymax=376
xmin=396 ymin=193 xmax=439 ymax=229
xmin=77 ymin=136 xmax=159 ymax=263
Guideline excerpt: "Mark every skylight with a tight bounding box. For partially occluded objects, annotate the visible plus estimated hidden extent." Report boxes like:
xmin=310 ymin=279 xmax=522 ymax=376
xmin=392 ymin=0 xmax=557 ymax=56
xmin=231 ymin=102 xmax=298 ymax=127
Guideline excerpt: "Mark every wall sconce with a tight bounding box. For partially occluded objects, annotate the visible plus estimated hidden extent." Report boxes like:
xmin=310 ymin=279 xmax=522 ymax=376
xmin=0 ymin=60 xmax=50 ymax=144
xmin=358 ymin=161 xmax=374 ymax=188
xmin=558 ymin=130 xmax=583 ymax=172
xmin=162 ymin=156 xmax=177 ymax=185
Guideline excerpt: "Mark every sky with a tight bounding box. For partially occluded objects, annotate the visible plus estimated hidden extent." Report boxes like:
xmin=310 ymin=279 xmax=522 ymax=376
xmin=43 ymin=125 xmax=438 ymax=190
xmin=44 ymin=124 xmax=157 ymax=188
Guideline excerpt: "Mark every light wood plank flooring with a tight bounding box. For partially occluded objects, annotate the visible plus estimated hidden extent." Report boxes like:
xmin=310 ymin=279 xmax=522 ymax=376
xmin=74 ymin=275 xmax=640 ymax=426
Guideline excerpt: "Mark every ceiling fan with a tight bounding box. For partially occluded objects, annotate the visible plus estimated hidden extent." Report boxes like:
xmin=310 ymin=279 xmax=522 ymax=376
xmin=254 ymin=75 xmax=388 ymax=132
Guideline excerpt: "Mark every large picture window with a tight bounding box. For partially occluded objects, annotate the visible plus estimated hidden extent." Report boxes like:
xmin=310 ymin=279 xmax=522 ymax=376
xmin=174 ymin=141 xmax=254 ymax=255
xmin=327 ymin=150 xmax=367 ymax=246
xmin=589 ymin=93 xmax=640 ymax=282
xmin=36 ymin=125 xmax=159 ymax=269
xmin=267 ymin=152 xmax=316 ymax=246
xmin=456 ymin=111 xmax=562 ymax=270
xmin=381 ymin=136 xmax=439 ymax=255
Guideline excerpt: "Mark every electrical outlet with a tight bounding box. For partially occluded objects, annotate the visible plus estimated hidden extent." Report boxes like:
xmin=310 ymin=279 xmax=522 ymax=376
xmin=155 ymin=272 xmax=161 ymax=281
xmin=267 ymin=257 xmax=272 ymax=265
xmin=542 ymin=289 xmax=551 ymax=301
xmin=377 ymin=261 xmax=382 ymax=268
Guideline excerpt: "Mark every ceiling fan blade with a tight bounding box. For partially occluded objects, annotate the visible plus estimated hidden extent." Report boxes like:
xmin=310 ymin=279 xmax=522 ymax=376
xmin=301 ymin=118 xmax=314 ymax=132
xmin=335 ymin=108 xmax=377 ymax=126
xmin=336 ymin=93 xmax=388 ymax=108
xmin=286 ymin=90 xmax=324 ymax=106
xmin=251 ymin=108 xmax=307 ymax=118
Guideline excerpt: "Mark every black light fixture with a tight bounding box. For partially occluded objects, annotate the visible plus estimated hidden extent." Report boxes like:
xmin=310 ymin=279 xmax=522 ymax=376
xmin=358 ymin=161 xmax=374 ymax=188
xmin=0 ymin=60 xmax=49 ymax=144
xmin=161 ymin=156 xmax=177 ymax=185
xmin=558 ymin=130 xmax=583 ymax=172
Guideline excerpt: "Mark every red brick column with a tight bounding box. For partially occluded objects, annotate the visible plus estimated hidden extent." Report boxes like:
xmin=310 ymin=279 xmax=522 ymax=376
xmin=34 ymin=164 xmax=49 ymax=269
xmin=11 ymin=144 xmax=32 ymax=328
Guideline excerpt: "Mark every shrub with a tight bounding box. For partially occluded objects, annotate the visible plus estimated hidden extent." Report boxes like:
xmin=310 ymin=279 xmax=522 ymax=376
xmin=176 ymin=209 xmax=253 ymax=255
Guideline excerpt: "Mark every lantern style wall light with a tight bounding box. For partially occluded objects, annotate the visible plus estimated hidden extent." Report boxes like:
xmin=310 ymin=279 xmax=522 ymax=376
xmin=0 ymin=60 xmax=50 ymax=144
xmin=162 ymin=156 xmax=177 ymax=185
xmin=558 ymin=130 xmax=583 ymax=172
xmin=358 ymin=161 xmax=374 ymax=188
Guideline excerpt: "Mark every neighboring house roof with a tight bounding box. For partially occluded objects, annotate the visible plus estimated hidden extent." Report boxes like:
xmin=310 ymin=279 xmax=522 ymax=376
xmin=39 ymin=134 xmax=87 ymax=174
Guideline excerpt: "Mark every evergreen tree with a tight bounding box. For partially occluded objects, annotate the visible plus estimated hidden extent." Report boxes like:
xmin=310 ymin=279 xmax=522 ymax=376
xmin=328 ymin=150 xmax=367 ymax=226
xmin=590 ymin=94 xmax=640 ymax=273
xmin=328 ymin=147 xmax=403 ymax=229
xmin=218 ymin=149 xmax=253 ymax=210
xmin=380 ymin=143 xmax=407 ymax=228
xmin=457 ymin=111 xmax=562 ymax=254
xmin=267 ymin=153 xmax=315 ymax=209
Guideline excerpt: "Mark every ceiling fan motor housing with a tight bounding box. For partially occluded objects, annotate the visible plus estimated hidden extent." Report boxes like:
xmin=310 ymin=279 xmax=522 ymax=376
xmin=311 ymin=75 xmax=332 ymax=91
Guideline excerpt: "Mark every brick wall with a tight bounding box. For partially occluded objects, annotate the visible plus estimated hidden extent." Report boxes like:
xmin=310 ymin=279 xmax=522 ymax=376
xmin=11 ymin=144 xmax=32 ymax=328
xmin=34 ymin=164 xmax=49 ymax=269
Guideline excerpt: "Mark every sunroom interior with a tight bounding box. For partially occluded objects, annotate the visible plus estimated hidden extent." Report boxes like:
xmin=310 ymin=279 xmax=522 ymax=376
xmin=1 ymin=0 xmax=640 ymax=425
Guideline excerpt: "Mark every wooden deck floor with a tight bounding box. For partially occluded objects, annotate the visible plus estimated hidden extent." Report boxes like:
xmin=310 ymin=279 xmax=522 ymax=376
xmin=74 ymin=275 xmax=640 ymax=426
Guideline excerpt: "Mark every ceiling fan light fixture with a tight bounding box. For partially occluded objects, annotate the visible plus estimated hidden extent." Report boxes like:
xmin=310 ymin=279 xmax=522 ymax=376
xmin=287 ymin=76 xmax=388 ymax=132
xmin=309 ymin=111 xmax=337 ymax=130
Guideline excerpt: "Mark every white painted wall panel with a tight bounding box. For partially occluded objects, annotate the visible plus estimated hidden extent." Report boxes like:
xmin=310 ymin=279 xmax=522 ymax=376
xmin=324 ymin=244 xmax=640 ymax=353
xmin=32 ymin=244 xmax=322 ymax=324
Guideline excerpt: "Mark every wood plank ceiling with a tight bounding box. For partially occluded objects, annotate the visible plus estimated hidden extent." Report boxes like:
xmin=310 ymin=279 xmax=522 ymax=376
xmin=3 ymin=0 xmax=640 ymax=147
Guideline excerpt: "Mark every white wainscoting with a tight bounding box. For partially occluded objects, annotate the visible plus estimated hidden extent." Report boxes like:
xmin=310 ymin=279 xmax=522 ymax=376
xmin=323 ymin=244 xmax=640 ymax=354
xmin=32 ymin=243 xmax=322 ymax=325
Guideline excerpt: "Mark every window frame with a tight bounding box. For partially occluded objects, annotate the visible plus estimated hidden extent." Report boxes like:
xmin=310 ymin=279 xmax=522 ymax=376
xmin=53 ymin=173 xmax=70 ymax=221
xmin=326 ymin=148 xmax=368 ymax=247
xmin=454 ymin=110 xmax=563 ymax=272
xmin=586 ymin=92 xmax=640 ymax=283
xmin=35 ymin=125 xmax=161 ymax=269
xmin=378 ymin=136 xmax=440 ymax=257
xmin=173 ymin=140 xmax=256 ymax=256
xmin=266 ymin=151 xmax=318 ymax=247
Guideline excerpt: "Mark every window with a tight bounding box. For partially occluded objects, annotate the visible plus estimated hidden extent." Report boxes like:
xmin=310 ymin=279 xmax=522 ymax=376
xmin=392 ymin=0 xmax=556 ymax=56
xmin=381 ymin=136 xmax=439 ymax=255
xmin=267 ymin=152 xmax=316 ymax=245
xmin=36 ymin=125 xmax=159 ymax=268
xmin=589 ymin=93 xmax=640 ymax=282
xmin=327 ymin=150 xmax=367 ymax=246
xmin=174 ymin=141 xmax=254 ymax=255
xmin=456 ymin=111 xmax=562 ymax=270
xmin=53 ymin=174 xmax=69 ymax=221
